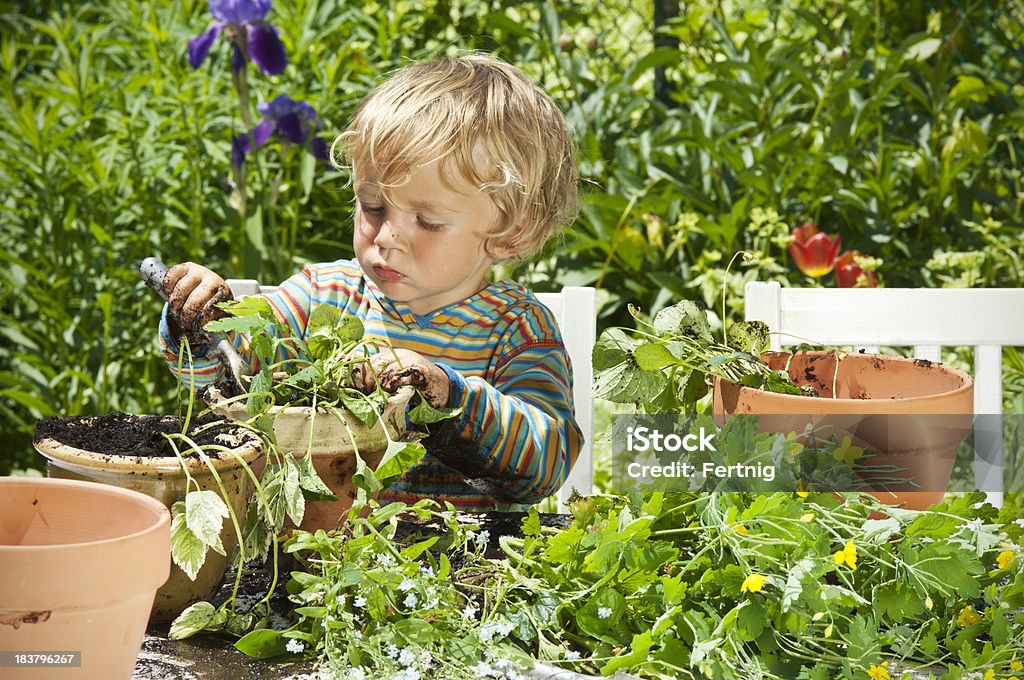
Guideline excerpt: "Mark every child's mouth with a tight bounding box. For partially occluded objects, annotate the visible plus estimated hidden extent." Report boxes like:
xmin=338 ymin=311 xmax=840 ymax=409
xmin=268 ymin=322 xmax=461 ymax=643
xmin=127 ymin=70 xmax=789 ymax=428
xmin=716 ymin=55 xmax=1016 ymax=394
xmin=374 ymin=265 xmax=405 ymax=282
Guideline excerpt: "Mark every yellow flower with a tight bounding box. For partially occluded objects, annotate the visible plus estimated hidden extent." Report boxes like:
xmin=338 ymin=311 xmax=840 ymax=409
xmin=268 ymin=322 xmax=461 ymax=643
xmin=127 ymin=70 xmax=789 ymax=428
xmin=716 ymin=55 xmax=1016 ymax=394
xmin=734 ymin=524 xmax=749 ymax=535
xmin=800 ymin=513 xmax=815 ymax=522
xmin=866 ymin=661 xmax=889 ymax=680
xmin=983 ymin=670 xmax=994 ymax=680
xmin=956 ymin=604 xmax=982 ymax=627
xmin=834 ymin=540 xmax=858 ymax=570
xmin=1012 ymin=660 xmax=1023 ymax=671
xmin=740 ymin=573 xmax=764 ymax=594
xmin=998 ymin=550 xmax=1015 ymax=570
xmin=833 ymin=436 xmax=865 ymax=467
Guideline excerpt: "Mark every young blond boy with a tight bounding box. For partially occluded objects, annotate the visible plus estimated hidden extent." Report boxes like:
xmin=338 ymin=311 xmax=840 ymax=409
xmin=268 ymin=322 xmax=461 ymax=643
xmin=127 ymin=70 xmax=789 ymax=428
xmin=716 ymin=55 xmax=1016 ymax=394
xmin=160 ymin=55 xmax=582 ymax=511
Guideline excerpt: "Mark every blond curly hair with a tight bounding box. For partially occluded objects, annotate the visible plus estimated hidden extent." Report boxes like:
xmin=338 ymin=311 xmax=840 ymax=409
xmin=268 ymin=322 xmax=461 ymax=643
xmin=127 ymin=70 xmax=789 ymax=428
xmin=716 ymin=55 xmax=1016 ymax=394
xmin=333 ymin=54 xmax=579 ymax=260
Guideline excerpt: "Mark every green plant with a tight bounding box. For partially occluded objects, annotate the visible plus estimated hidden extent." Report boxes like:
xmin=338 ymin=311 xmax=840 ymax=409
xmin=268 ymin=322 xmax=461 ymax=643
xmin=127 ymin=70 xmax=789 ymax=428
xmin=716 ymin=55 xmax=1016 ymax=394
xmin=166 ymin=298 xmax=459 ymax=634
xmin=202 ymin=486 xmax=1024 ymax=678
xmin=592 ymin=297 xmax=803 ymax=415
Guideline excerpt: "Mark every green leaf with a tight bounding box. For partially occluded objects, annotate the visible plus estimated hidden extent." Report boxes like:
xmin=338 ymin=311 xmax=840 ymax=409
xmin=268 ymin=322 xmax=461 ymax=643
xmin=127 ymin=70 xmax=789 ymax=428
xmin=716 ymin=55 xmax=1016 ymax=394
xmin=949 ymin=75 xmax=990 ymax=103
xmin=652 ymin=300 xmax=713 ymax=342
xmin=184 ymin=490 xmax=228 ymax=556
xmin=283 ymin=456 xmax=306 ymax=526
xmin=245 ymin=369 xmax=273 ymax=418
xmin=293 ymin=450 xmax=336 ymax=500
xmin=603 ymin=629 xmax=653 ymax=674
xmin=375 ymin=441 xmax=425 ymax=483
xmin=726 ymin=320 xmax=769 ymax=354
xmin=308 ymin=304 xmax=341 ymax=334
xmin=234 ymin=629 xmax=289 ymax=659
xmin=168 ymin=602 xmax=227 ymax=640
xmin=170 ymin=501 xmax=207 ymax=581
xmin=872 ymin=582 xmax=924 ymax=624
xmin=543 ymin=526 xmax=584 ymax=564
xmin=400 ymin=537 xmax=439 ymax=560
xmin=593 ymin=330 xmax=667 ymax=404
xmin=577 ymin=588 xmax=627 ymax=643
xmin=903 ymin=37 xmax=942 ymax=62
xmin=408 ymin=398 xmax=461 ymax=425
xmin=634 ymin=342 xmax=679 ymax=370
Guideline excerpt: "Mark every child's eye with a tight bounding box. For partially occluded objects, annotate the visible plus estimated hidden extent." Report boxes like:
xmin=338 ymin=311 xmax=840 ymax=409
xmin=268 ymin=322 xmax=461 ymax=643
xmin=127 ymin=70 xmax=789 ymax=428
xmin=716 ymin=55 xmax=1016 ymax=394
xmin=360 ymin=204 xmax=385 ymax=216
xmin=416 ymin=216 xmax=443 ymax=232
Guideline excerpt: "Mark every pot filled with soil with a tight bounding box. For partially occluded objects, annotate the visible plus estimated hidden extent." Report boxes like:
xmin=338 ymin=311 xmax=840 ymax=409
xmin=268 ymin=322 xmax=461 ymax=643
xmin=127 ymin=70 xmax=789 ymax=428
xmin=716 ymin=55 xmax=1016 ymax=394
xmin=713 ymin=351 xmax=974 ymax=510
xmin=206 ymin=383 xmax=414 ymax=530
xmin=0 ymin=476 xmax=170 ymax=679
xmin=33 ymin=413 xmax=263 ymax=622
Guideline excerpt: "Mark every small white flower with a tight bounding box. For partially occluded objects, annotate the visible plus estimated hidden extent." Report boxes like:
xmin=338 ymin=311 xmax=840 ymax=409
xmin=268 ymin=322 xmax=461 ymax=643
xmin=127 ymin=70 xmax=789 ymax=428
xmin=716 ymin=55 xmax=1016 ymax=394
xmin=399 ymin=578 xmax=416 ymax=591
xmin=352 ymin=629 xmax=362 ymax=640
xmin=402 ymin=670 xmax=421 ymax=680
xmin=419 ymin=565 xmax=434 ymax=577
xmin=387 ymin=643 xmax=399 ymax=659
xmin=353 ymin=596 xmax=367 ymax=608
xmin=425 ymin=596 xmax=439 ymax=609
xmin=419 ymin=650 xmax=432 ymax=667
xmin=472 ymin=661 xmax=497 ymax=677
xmin=285 ymin=639 xmax=305 ymax=654
xmin=379 ymin=553 xmax=394 ymax=567
xmin=565 ymin=650 xmax=580 ymax=661
xmin=476 ymin=530 xmax=491 ymax=548
xmin=348 ymin=668 xmax=366 ymax=680
xmin=597 ymin=607 xmax=612 ymax=619
xmin=404 ymin=593 xmax=418 ymax=608
xmin=463 ymin=605 xmax=478 ymax=620
xmin=494 ymin=658 xmax=515 ymax=672
xmin=336 ymin=594 xmax=346 ymax=605
xmin=398 ymin=648 xmax=416 ymax=667
xmin=479 ymin=621 xmax=506 ymax=643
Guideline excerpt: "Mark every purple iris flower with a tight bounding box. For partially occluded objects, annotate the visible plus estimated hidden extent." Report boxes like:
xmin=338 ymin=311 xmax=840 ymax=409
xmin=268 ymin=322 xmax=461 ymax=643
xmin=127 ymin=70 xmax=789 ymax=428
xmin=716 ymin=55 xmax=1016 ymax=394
xmin=231 ymin=94 xmax=329 ymax=168
xmin=188 ymin=0 xmax=287 ymax=75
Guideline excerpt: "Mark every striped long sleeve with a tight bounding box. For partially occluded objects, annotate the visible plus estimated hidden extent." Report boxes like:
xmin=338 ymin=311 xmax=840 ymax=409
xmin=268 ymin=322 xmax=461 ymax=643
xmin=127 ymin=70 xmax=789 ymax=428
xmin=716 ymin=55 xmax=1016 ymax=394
xmin=159 ymin=258 xmax=583 ymax=511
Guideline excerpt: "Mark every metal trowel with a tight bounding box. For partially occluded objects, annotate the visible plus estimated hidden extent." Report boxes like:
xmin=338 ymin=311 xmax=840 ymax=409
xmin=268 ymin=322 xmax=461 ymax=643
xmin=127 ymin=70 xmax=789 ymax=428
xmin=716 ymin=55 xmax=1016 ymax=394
xmin=139 ymin=257 xmax=250 ymax=394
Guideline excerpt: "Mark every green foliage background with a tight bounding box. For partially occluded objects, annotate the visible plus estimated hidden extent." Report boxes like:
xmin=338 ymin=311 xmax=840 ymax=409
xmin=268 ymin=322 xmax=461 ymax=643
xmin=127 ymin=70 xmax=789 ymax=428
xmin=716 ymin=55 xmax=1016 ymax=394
xmin=1 ymin=0 xmax=1022 ymax=472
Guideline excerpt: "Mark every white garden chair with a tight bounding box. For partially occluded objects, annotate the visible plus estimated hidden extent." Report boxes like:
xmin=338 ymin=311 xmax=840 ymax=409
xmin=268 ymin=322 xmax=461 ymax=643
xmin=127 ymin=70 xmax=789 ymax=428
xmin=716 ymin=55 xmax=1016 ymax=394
xmin=745 ymin=281 xmax=1024 ymax=506
xmin=227 ymin=279 xmax=595 ymax=512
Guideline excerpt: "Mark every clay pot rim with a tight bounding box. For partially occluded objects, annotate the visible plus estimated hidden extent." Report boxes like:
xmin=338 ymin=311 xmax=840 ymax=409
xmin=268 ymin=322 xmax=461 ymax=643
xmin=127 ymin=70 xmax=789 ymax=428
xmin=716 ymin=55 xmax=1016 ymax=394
xmin=716 ymin=350 xmax=974 ymax=405
xmin=0 ymin=476 xmax=170 ymax=552
xmin=34 ymin=420 xmax=264 ymax=474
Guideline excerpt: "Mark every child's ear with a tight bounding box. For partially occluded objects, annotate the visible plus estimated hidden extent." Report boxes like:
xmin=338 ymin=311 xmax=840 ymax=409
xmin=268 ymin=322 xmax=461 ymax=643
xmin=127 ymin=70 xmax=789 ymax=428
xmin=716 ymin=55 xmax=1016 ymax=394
xmin=488 ymin=236 xmax=524 ymax=262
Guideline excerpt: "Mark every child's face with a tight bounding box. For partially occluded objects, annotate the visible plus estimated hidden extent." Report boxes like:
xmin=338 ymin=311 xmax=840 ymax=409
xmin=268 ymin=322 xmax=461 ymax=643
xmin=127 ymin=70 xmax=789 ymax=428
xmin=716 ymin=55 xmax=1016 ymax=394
xmin=353 ymin=160 xmax=503 ymax=315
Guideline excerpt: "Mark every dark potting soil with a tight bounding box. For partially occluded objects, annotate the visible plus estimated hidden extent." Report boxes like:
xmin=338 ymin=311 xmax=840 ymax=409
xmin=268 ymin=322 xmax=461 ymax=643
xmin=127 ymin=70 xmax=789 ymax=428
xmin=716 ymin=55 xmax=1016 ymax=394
xmin=34 ymin=412 xmax=238 ymax=459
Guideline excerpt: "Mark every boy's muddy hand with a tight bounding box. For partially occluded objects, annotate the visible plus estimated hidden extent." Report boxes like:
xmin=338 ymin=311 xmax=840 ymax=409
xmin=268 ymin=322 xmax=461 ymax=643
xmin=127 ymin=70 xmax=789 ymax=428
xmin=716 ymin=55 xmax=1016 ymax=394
xmin=163 ymin=262 xmax=233 ymax=344
xmin=353 ymin=348 xmax=450 ymax=408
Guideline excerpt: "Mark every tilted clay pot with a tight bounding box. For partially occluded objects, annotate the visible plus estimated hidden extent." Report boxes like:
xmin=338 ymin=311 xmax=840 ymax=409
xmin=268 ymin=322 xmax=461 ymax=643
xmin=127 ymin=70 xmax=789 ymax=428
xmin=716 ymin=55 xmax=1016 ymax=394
xmin=207 ymin=385 xmax=414 ymax=530
xmin=0 ymin=476 xmax=170 ymax=679
xmin=34 ymin=421 xmax=263 ymax=622
xmin=714 ymin=351 xmax=974 ymax=511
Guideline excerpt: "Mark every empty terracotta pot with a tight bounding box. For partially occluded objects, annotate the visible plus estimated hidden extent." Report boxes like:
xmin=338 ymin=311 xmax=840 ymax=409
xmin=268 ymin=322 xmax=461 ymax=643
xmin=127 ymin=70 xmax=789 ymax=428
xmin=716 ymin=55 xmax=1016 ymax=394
xmin=34 ymin=419 xmax=263 ymax=622
xmin=713 ymin=351 xmax=974 ymax=510
xmin=0 ymin=476 xmax=170 ymax=679
xmin=207 ymin=385 xmax=413 ymax=530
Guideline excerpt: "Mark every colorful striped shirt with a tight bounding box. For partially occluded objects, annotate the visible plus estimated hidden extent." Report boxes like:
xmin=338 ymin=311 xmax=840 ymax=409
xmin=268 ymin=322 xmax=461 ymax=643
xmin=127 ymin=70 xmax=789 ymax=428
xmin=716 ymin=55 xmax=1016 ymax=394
xmin=160 ymin=258 xmax=582 ymax=511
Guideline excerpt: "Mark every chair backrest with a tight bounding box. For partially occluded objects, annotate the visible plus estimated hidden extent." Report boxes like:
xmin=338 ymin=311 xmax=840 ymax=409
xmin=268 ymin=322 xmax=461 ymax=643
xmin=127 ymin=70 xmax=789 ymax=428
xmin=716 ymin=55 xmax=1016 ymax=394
xmin=227 ymin=279 xmax=595 ymax=511
xmin=745 ymin=281 xmax=1024 ymax=505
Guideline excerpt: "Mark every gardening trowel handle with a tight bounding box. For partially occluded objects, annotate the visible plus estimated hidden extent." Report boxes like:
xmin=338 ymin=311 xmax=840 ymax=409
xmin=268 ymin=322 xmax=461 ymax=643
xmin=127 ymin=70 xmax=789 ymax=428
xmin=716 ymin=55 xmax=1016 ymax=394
xmin=138 ymin=256 xmax=250 ymax=392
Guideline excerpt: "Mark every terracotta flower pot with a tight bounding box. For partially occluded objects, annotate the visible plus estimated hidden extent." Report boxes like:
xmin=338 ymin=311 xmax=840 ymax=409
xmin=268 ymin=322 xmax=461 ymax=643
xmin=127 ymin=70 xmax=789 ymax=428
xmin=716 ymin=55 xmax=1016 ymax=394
xmin=34 ymin=418 xmax=263 ymax=622
xmin=207 ymin=385 xmax=414 ymax=530
xmin=0 ymin=476 xmax=170 ymax=679
xmin=713 ymin=351 xmax=974 ymax=510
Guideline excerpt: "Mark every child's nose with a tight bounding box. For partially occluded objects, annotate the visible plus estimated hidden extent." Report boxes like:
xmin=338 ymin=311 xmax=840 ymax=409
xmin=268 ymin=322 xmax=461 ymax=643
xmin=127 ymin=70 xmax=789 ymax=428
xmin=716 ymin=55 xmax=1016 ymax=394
xmin=373 ymin=218 xmax=403 ymax=249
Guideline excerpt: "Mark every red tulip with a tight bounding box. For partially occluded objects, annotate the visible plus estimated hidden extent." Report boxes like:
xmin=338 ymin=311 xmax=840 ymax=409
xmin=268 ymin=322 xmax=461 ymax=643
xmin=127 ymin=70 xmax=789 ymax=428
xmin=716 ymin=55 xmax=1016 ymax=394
xmin=835 ymin=251 xmax=878 ymax=288
xmin=788 ymin=222 xmax=842 ymax=277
